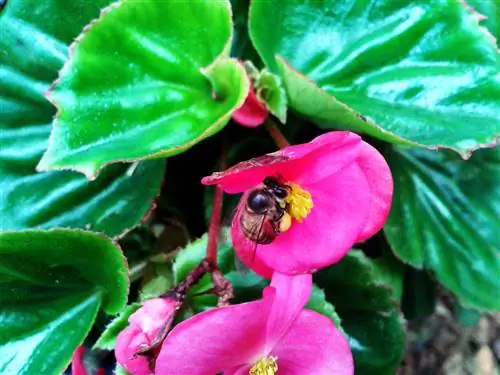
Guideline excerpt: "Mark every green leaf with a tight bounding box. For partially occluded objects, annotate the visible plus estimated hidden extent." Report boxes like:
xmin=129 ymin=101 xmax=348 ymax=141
xmin=384 ymin=147 xmax=500 ymax=310
xmin=249 ymin=0 xmax=500 ymax=155
xmin=0 ymin=229 xmax=129 ymax=374
xmin=306 ymin=285 xmax=343 ymax=331
xmin=315 ymin=250 xmax=405 ymax=375
xmin=466 ymin=0 xmax=499 ymax=40
xmin=94 ymin=303 xmax=140 ymax=350
xmin=37 ymin=0 xmax=249 ymax=178
xmin=0 ymin=0 xmax=165 ymax=237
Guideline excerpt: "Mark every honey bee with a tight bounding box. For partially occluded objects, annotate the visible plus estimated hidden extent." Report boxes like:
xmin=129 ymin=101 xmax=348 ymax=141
xmin=239 ymin=176 xmax=290 ymax=244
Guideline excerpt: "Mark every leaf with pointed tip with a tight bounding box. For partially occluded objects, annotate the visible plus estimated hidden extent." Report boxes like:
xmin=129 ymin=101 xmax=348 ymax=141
xmin=385 ymin=147 xmax=500 ymax=310
xmin=315 ymin=251 xmax=405 ymax=375
xmin=0 ymin=0 xmax=165 ymax=237
xmin=38 ymin=0 xmax=249 ymax=178
xmin=466 ymin=0 xmax=499 ymax=41
xmin=250 ymin=0 xmax=500 ymax=156
xmin=0 ymin=229 xmax=128 ymax=374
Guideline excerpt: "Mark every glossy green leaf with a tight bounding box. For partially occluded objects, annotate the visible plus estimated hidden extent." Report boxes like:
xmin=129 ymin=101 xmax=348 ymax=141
xmin=250 ymin=0 xmax=500 ymax=155
xmin=94 ymin=303 xmax=140 ymax=350
xmin=37 ymin=0 xmax=249 ymax=178
xmin=0 ymin=0 xmax=165 ymax=237
xmin=315 ymin=250 xmax=405 ymax=375
xmin=0 ymin=229 xmax=129 ymax=374
xmin=466 ymin=0 xmax=499 ymax=40
xmin=384 ymin=147 xmax=500 ymax=310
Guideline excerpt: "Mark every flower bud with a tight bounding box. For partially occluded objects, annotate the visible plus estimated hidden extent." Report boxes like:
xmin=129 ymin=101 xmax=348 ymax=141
xmin=115 ymin=297 xmax=181 ymax=375
xmin=232 ymin=85 xmax=269 ymax=127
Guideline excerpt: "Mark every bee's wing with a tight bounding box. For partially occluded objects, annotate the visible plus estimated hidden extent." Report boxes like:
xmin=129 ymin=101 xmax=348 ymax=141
xmin=230 ymin=197 xmax=266 ymax=275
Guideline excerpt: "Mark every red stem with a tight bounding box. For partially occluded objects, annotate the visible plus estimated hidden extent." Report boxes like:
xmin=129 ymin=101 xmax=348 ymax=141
xmin=206 ymin=140 xmax=227 ymax=263
xmin=265 ymin=118 xmax=290 ymax=149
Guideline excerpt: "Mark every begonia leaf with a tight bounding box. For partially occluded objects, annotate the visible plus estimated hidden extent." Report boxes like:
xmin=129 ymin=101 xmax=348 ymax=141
xmin=0 ymin=0 xmax=165 ymax=237
xmin=249 ymin=0 xmax=500 ymax=156
xmin=37 ymin=0 xmax=249 ymax=178
xmin=315 ymin=250 xmax=405 ymax=375
xmin=466 ymin=0 xmax=499 ymax=41
xmin=94 ymin=303 xmax=140 ymax=351
xmin=385 ymin=147 xmax=500 ymax=310
xmin=0 ymin=229 xmax=128 ymax=374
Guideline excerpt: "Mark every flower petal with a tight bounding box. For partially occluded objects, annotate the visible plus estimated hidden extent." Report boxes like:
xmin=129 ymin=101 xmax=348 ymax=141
xmin=265 ymin=273 xmax=312 ymax=352
xmin=232 ymin=86 xmax=269 ymax=127
xmin=155 ymin=299 xmax=272 ymax=374
xmin=355 ymin=142 xmax=394 ymax=241
xmin=271 ymin=310 xmax=354 ymax=375
xmin=202 ymin=131 xmax=361 ymax=193
xmin=115 ymin=326 xmax=153 ymax=375
xmin=233 ymin=163 xmax=371 ymax=275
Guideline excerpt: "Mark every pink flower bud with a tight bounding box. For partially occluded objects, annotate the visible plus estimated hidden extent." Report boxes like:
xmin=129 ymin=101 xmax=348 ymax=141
xmin=115 ymin=297 xmax=181 ymax=375
xmin=232 ymin=85 xmax=269 ymax=127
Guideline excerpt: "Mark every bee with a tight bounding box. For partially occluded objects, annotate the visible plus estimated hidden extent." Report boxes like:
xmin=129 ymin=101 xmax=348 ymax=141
xmin=239 ymin=176 xmax=290 ymax=244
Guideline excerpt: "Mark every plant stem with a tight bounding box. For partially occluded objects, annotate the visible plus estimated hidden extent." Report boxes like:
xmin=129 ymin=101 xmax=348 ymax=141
xmin=205 ymin=139 xmax=228 ymax=263
xmin=265 ymin=117 xmax=290 ymax=148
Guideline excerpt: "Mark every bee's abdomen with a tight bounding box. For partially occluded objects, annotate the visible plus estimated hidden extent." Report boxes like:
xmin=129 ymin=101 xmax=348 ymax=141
xmin=240 ymin=214 xmax=276 ymax=244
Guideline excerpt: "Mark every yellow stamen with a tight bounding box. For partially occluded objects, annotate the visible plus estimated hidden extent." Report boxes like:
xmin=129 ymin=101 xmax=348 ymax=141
xmin=249 ymin=356 xmax=278 ymax=375
xmin=279 ymin=211 xmax=292 ymax=232
xmin=284 ymin=183 xmax=313 ymax=222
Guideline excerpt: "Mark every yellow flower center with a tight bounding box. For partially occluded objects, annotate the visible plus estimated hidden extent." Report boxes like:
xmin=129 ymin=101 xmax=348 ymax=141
xmin=283 ymin=183 xmax=313 ymax=223
xmin=249 ymin=356 xmax=278 ymax=375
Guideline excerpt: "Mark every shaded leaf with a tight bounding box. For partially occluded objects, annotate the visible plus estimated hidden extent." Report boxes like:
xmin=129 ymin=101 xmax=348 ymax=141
xmin=315 ymin=250 xmax=405 ymax=375
xmin=385 ymin=147 xmax=500 ymax=310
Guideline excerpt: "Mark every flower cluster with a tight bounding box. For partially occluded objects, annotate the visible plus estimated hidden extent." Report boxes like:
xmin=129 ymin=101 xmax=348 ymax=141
xmin=114 ymin=131 xmax=393 ymax=374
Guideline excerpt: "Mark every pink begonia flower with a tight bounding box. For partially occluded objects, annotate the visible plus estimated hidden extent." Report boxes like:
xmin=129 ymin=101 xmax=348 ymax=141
xmin=202 ymin=131 xmax=393 ymax=278
xmin=232 ymin=85 xmax=269 ymax=127
xmin=115 ymin=297 xmax=181 ymax=375
xmin=156 ymin=272 xmax=353 ymax=375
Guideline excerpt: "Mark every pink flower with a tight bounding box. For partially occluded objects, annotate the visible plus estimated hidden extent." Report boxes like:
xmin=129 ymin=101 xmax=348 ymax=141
xmin=202 ymin=131 xmax=393 ymax=277
xmin=156 ymin=273 xmax=353 ymax=374
xmin=232 ymin=85 xmax=269 ymax=127
xmin=115 ymin=297 xmax=181 ymax=375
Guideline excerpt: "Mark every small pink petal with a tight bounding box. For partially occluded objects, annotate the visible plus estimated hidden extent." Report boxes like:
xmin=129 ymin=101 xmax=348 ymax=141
xmin=115 ymin=326 xmax=153 ymax=375
xmin=265 ymin=273 xmax=312 ymax=351
xmin=71 ymin=346 xmax=88 ymax=375
xmin=129 ymin=298 xmax=178 ymax=341
xmin=355 ymin=142 xmax=394 ymax=241
xmin=233 ymin=164 xmax=371 ymax=275
xmin=271 ymin=310 xmax=354 ymax=375
xmin=156 ymin=299 xmax=272 ymax=374
xmin=232 ymin=86 xmax=269 ymax=127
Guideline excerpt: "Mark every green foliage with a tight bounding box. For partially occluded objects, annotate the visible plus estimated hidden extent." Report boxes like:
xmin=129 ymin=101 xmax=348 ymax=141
xmin=0 ymin=0 xmax=165 ymax=237
xmin=1 ymin=0 xmax=499 ymax=373
xmin=0 ymin=229 xmax=128 ymax=374
xmin=249 ymin=0 xmax=500 ymax=155
xmin=315 ymin=251 xmax=406 ymax=375
xmin=37 ymin=0 xmax=249 ymax=178
xmin=385 ymin=147 xmax=500 ymax=310
xmin=94 ymin=303 xmax=141 ymax=350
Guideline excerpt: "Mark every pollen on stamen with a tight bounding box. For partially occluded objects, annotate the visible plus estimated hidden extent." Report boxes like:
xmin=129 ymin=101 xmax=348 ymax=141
xmin=249 ymin=356 xmax=278 ymax=375
xmin=284 ymin=183 xmax=313 ymax=223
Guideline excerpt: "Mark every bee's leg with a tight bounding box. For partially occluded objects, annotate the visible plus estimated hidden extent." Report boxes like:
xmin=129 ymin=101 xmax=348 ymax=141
xmin=270 ymin=219 xmax=281 ymax=235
